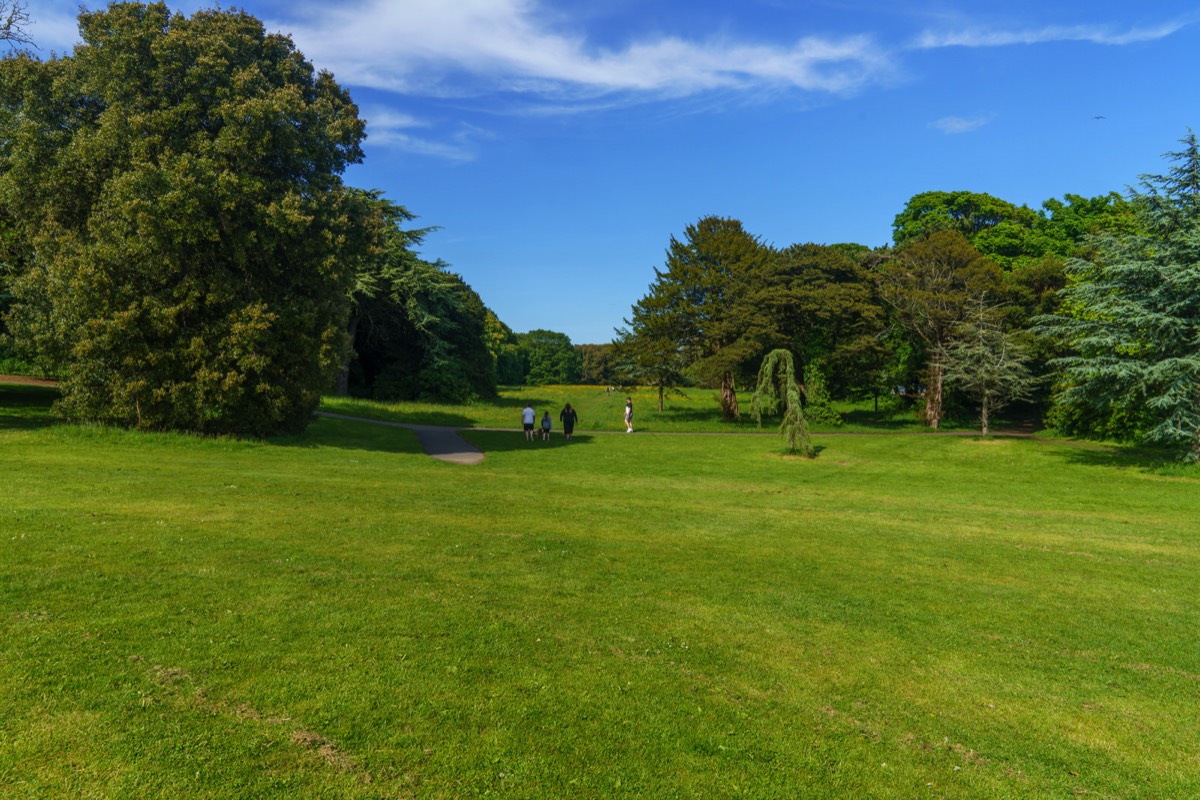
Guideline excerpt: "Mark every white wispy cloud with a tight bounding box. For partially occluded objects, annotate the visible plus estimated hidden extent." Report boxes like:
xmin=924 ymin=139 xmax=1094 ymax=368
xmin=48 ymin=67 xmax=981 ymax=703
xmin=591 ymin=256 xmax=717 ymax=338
xmin=16 ymin=4 xmax=83 ymax=54
xmin=276 ymin=0 xmax=897 ymax=100
xmin=930 ymin=115 xmax=992 ymax=135
xmin=359 ymin=107 xmax=484 ymax=161
xmin=913 ymin=21 xmax=1187 ymax=49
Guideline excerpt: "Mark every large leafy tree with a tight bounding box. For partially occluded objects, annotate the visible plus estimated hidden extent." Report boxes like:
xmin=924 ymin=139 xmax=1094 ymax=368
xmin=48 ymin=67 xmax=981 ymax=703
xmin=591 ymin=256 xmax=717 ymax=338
xmin=1041 ymin=132 xmax=1200 ymax=460
xmin=876 ymin=230 xmax=1004 ymax=428
xmin=893 ymin=191 xmax=1039 ymax=252
xmin=0 ymin=2 xmax=364 ymax=434
xmin=575 ymin=343 xmax=616 ymax=386
xmin=520 ymin=329 xmax=580 ymax=385
xmin=353 ymin=267 xmax=496 ymax=403
xmin=627 ymin=216 xmax=771 ymax=419
xmin=336 ymin=188 xmax=495 ymax=403
xmin=483 ymin=310 xmax=525 ymax=385
xmin=613 ymin=287 xmax=690 ymax=411
xmin=750 ymin=242 xmax=885 ymax=399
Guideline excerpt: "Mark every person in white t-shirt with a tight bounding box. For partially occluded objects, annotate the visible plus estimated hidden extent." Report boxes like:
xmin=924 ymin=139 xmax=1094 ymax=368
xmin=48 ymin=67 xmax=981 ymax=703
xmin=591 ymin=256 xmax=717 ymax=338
xmin=522 ymin=404 xmax=536 ymax=440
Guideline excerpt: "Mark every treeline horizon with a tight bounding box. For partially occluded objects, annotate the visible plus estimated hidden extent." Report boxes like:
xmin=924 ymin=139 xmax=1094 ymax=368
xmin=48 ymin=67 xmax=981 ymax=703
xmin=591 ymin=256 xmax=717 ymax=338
xmin=1 ymin=3 xmax=1196 ymax=459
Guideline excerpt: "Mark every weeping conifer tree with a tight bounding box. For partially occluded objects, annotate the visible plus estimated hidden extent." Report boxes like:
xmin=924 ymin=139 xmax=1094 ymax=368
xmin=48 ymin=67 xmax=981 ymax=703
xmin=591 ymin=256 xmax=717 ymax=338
xmin=750 ymin=349 xmax=814 ymax=457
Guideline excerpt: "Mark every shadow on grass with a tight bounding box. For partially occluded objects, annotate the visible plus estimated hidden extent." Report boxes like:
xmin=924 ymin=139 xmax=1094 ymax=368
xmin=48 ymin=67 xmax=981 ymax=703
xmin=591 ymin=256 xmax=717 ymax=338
xmin=462 ymin=429 xmax=597 ymax=454
xmin=1047 ymin=440 xmax=1190 ymax=473
xmin=0 ymin=383 xmax=59 ymax=432
xmin=320 ymin=394 xmax=566 ymax=428
xmin=271 ymin=415 xmax=426 ymax=456
xmin=839 ymin=408 xmax=922 ymax=431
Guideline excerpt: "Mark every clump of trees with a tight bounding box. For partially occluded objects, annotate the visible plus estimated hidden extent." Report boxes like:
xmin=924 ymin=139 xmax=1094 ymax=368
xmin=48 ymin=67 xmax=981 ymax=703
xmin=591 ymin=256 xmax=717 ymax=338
xmin=1039 ymin=132 xmax=1200 ymax=461
xmin=617 ymin=135 xmax=1200 ymax=461
xmin=0 ymin=2 xmax=366 ymax=435
xmin=0 ymin=1 xmax=587 ymax=430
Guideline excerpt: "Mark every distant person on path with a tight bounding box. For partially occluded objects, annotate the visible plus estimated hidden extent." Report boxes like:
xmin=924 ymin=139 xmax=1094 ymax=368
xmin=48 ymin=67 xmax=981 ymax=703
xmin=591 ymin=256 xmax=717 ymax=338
xmin=624 ymin=397 xmax=634 ymax=433
xmin=540 ymin=410 xmax=552 ymax=441
xmin=559 ymin=403 xmax=578 ymax=439
xmin=522 ymin=403 xmax=536 ymax=441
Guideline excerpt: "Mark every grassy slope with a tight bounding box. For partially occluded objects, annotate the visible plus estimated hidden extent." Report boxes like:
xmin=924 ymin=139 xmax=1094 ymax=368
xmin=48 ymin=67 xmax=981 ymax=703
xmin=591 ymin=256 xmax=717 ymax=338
xmin=2 ymin=383 xmax=1199 ymax=798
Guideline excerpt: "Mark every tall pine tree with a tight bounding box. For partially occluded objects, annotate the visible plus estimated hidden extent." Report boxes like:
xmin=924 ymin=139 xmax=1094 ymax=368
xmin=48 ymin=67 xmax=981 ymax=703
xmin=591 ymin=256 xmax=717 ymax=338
xmin=1041 ymin=131 xmax=1200 ymax=460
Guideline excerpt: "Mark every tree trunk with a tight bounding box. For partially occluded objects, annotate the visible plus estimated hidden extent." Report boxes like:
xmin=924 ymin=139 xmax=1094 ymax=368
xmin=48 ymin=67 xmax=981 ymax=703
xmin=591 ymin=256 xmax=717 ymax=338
xmin=657 ymin=383 xmax=664 ymax=412
xmin=925 ymin=359 xmax=944 ymax=429
xmin=335 ymin=311 xmax=361 ymax=396
xmin=980 ymin=392 xmax=989 ymax=436
xmin=719 ymin=371 xmax=740 ymax=420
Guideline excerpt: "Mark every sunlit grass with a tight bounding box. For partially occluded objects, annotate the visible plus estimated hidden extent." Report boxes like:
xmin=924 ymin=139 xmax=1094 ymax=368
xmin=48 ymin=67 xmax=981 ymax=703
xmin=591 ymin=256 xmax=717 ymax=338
xmin=3 ymin=381 xmax=1199 ymax=798
xmin=321 ymin=384 xmax=935 ymax=434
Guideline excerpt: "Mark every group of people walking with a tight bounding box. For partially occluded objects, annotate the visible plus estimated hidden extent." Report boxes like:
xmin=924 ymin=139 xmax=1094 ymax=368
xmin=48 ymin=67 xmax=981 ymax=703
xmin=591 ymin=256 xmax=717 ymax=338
xmin=520 ymin=395 xmax=634 ymax=440
xmin=522 ymin=402 xmax=580 ymax=441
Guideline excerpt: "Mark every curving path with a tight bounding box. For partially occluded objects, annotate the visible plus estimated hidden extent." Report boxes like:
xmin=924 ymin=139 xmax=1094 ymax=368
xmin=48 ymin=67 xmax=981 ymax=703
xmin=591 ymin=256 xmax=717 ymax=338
xmin=316 ymin=412 xmax=485 ymax=465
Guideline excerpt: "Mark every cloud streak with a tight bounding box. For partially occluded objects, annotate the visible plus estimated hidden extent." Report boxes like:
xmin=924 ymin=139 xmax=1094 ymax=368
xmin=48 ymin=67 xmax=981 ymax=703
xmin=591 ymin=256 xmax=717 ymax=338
xmin=930 ymin=115 xmax=992 ymax=135
xmin=358 ymin=107 xmax=483 ymax=161
xmin=278 ymin=0 xmax=897 ymax=101
xmin=913 ymin=21 xmax=1188 ymax=49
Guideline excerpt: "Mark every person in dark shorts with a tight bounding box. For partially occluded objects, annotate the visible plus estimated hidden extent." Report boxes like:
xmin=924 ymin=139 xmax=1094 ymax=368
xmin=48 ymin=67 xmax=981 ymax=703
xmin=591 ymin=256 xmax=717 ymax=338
xmin=540 ymin=410 xmax=552 ymax=441
xmin=559 ymin=403 xmax=578 ymax=439
xmin=624 ymin=397 xmax=633 ymax=433
xmin=522 ymin=403 xmax=535 ymax=440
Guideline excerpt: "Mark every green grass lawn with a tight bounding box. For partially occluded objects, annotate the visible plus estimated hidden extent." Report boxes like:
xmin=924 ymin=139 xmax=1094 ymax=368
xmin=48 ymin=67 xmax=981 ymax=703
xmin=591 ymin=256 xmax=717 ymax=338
xmin=321 ymin=384 xmax=949 ymax=434
xmin=3 ymin=382 xmax=1199 ymax=798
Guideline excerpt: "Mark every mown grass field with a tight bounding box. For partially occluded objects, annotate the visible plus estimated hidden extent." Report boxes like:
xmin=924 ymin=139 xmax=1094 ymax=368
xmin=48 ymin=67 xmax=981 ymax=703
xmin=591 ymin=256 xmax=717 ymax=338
xmin=322 ymin=384 xmax=951 ymax=434
xmin=3 ymin=381 xmax=1199 ymax=798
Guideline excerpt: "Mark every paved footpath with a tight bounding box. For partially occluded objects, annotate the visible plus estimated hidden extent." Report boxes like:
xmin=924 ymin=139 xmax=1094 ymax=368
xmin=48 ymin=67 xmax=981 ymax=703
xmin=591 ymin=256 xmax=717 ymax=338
xmin=316 ymin=412 xmax=485 ymax=465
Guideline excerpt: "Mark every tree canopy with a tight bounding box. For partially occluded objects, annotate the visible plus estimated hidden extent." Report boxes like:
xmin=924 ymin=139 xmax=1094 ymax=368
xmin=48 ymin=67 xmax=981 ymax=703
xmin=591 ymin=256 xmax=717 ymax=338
xmin=1040 ymin=132 xmax=1200 ymax=460
xmin=0 ymin=2 xmax=364 ymax=435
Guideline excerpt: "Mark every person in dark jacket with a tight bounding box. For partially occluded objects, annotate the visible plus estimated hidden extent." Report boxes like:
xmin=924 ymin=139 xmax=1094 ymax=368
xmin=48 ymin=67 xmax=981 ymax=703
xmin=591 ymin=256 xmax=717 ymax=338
xmin=559 ymin=403 xmax=579 ymax=439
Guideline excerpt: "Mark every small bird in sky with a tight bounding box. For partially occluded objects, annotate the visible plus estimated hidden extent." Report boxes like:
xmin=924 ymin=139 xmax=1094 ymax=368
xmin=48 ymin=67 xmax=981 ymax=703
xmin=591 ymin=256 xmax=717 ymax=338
xmin=1093 ymin=115 xmax=1106 ymax=120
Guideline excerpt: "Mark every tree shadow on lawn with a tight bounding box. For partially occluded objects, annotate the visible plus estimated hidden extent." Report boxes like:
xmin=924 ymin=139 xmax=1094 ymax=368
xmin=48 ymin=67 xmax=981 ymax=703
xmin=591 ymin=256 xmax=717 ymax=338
xmin=461 ymin=429 xmax=597 ymax=454
xmin=0 ymin=383 xmax=59 ymax=432
xmin=319 ymin=404 xmax=479 ymax=428
xmin=839 ymin=408 xmax=923 ymax=431
xmin=1044 ymin=439 xmax=1190 ymax=474
xmin=272 ymin=415 xmax=427 ymax=456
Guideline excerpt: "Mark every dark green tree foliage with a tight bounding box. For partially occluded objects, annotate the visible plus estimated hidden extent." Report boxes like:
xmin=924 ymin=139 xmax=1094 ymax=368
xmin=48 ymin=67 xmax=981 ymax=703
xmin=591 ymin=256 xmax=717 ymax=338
xmin=336 ymin=189 xmax=495 ymax=403
xmin=750 ymin=349 xmax=813 ymax=456
xmin=0 ymin=3 xmax=364 ymax=434
xmin=877 ymin=230 xmax=1004 ymax=428
xmin=615 ymin=281 xmax=691 ymax=410
xmin=575 ymin=343 xmax=616 ymax=385
xmin=520 ymin=329 xmax=580 ymax=385
xmin=630 ymin=216 xmax=772 ymax=419
xmin=484 ymin=310 xmax=525 ymax=385
xmin=893 ymin=191 xmax=1039 ymax=251
xmin=352 ymin=269 xmax=496 ymax=403
xmin=751 ymin=242 xmax=885 ymax=400
xmin=1041 ymin=132 xmax=1200 ymax=460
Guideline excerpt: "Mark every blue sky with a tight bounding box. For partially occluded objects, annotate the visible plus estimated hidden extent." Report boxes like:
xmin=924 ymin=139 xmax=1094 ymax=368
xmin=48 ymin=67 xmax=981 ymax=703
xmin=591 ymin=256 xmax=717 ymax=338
xmin=28 ymin=1 xmax=1200 ymax=343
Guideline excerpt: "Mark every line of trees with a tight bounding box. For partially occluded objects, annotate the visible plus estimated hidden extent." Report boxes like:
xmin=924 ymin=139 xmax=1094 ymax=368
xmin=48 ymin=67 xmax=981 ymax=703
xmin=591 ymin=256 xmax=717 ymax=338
xmin=615 ymin=137 xmax=1200 ymax=460
xmin=2 ymin=4 xmax=1196 ymax=460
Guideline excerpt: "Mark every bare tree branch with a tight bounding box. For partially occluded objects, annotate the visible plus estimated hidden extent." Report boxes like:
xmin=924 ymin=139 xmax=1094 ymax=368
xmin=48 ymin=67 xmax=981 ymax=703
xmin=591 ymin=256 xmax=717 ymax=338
xmin=0 ymin=1 xmax=34 ymax=48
